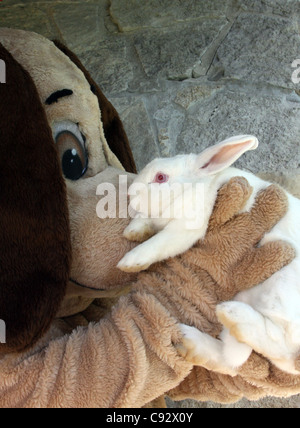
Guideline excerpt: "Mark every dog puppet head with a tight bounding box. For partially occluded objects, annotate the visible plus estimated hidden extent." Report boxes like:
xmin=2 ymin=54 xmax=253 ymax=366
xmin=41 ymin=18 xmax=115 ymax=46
xmin=0 ymin=28 xmax=137 ymax=353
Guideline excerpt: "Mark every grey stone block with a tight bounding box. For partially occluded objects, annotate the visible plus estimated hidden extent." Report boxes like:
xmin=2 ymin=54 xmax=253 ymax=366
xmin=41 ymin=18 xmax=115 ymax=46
xmin=134 ymin=19 xmax=228 ymax=80
xmin=0 ymin=4 xmax=55 ymax=39
xmin=109 ymin=0 xmax=232 ymax=32
xmin=76 ymin=38 xmax=134 ymax=94
xmin=209 ymin=13 xmax=300 ymax=89
xmin=240 ymin=0 xmax=300 ymax=17
xmin=151 ymin=94 xmax=186 ymax=157
xmin=52 ymin=3 xmax=108 ymax=51
xmin=174 ymin=83 xmax=300 ymax=174
xmin=110 ymin=96 xmax=160 ymax=171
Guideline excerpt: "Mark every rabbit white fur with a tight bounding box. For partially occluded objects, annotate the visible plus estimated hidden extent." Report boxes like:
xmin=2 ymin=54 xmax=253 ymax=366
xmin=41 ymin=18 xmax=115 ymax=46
xmin=118 ymin=135 xmax=300 ymax=375
xmin=118 ymin=136 xmax=260 ymax=272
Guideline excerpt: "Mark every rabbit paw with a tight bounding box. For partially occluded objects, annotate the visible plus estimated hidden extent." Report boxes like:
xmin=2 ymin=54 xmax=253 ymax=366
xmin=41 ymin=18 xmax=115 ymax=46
xmin=117 ymin=246 xmax=152 ymax=272
xmin=124 ymin=220 xmax=155 ymax=243
xmin=176 ymin=324 xmax=211 ymax=366
xmin=217 ymin=301 xmax=260 ymax=344
xmin=177 ymin=324 xmax=239 ymax=375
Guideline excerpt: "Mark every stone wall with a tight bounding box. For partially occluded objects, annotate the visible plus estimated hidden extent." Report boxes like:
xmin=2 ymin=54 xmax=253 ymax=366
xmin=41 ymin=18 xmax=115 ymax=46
xmin=1 ymin=0 xmax=300 ymax=408
xmin=2 ymin=0 xmax=300 ymax=173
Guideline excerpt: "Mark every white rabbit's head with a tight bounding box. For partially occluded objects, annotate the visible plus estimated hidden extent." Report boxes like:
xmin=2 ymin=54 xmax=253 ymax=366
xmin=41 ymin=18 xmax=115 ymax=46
xmin=128 ymin=135 xmax=258 ymax=219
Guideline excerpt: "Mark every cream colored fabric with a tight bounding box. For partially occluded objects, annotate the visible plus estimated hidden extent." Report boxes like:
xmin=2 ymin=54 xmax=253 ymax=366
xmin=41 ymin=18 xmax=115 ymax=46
xmin=0 ymin=298 xmax=192 ymax=408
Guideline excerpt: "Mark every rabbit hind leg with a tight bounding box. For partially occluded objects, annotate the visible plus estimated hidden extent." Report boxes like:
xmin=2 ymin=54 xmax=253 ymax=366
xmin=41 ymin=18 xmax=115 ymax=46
xmin=217 ymin=301 xmax=292 ymax=364
xmin=177 ymin=324 xmax=241 ymax=376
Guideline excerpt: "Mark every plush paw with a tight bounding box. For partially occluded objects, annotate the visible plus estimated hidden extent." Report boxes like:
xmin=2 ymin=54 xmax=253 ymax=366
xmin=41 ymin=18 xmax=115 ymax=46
xmin=117 ymin=246 xmax=152 ymax=272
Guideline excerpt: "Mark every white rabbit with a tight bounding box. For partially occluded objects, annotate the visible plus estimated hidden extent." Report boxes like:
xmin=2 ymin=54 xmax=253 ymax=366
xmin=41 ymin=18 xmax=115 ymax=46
xmin=118 ymin=135 xmax=300 ymax=375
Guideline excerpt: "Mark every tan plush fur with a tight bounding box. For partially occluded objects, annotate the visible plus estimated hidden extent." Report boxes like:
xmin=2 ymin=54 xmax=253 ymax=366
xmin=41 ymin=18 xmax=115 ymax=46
xmin=0 ymin=28 xmax=299 ymax=407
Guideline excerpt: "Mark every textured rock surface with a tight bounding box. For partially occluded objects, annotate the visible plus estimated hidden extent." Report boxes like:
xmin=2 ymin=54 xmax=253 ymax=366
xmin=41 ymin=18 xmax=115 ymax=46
xmin=1 ymin=0 xmax=300 ymax=408
xmin=210 ymin=13 xmax=300 ymax=89
xmin=2 ymin=0 xmax=300 ymax=171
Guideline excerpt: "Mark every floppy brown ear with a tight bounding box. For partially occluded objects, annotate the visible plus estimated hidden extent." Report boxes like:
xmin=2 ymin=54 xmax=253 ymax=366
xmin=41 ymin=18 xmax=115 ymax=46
xmin=0 ymin=44 xmax=72 ymax=353
xmin=53 ymin=40 xmax=137 ymax=174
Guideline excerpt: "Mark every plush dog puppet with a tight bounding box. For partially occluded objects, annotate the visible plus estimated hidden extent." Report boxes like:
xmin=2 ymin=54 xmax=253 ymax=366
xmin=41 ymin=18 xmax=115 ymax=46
xmin=0 ymin=28 xmax=299 ymax=408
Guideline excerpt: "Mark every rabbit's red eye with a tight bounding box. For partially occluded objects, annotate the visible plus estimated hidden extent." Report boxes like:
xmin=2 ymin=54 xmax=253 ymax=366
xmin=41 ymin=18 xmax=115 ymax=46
xmin=154 ymin=172 xmax=169 ymax=183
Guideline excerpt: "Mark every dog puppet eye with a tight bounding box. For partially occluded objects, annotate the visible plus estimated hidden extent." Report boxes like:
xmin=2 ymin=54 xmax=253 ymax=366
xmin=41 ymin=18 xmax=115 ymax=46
xmin=153 ymin=172 xmax=169 ymax=184
xmin=52 ymin=121 xmax=88 ymax=181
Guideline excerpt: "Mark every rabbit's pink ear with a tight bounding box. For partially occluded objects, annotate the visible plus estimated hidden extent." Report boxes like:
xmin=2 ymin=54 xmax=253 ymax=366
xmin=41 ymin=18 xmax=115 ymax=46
xmin=196 ymin=135 xmax=258 ymax=176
